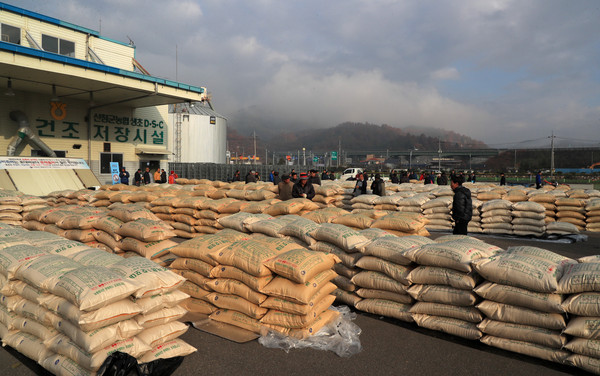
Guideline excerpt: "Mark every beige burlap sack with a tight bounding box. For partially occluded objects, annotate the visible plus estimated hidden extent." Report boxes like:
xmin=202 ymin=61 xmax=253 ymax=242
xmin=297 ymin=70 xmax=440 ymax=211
xmin=355 ymin=298 xmax=413 ymax=322
xmin=477 ymin=300 xmax=566 ymax=330
xmin=473 ymin=281 xmax=564 ymax=313
xmin=478 ymin=318 xmax=566 ymax=349
xmin=480 ymin=335 xmax=570 ymax=364
xmin=410 ymin=302 xmax=483 ymax=323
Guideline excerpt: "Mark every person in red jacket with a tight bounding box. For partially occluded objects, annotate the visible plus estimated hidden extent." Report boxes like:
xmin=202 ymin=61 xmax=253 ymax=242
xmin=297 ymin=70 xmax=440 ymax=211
xmin=168 ymin=170 xmax=178 ymax=184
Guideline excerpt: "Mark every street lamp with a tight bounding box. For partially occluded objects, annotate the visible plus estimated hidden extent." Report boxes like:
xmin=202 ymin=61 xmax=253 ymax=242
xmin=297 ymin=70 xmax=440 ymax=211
xmin=303 ymin=148 xmax=306 ymax=166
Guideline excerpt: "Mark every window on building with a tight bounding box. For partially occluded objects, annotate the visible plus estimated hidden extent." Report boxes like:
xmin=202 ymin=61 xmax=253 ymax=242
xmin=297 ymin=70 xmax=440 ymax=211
xmin=100 ymin=153 xmax=123 ymax=174
xmin=1 ymin=23 xmax=20 ymax=44
xmin=41 ymin=34 xmax=75 ymax=57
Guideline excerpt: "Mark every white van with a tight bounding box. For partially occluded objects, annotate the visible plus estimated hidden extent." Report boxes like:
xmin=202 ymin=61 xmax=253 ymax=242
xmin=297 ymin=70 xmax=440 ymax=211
xmin=340 ymin=168 xmax=363 ymax=181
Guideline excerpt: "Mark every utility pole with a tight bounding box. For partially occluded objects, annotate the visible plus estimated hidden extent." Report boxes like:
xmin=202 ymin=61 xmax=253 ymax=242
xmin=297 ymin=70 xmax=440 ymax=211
xmin=252 ymin=130 xmax=257 ymax=165
xmin=265 ymin=147 xmax=267 ymax=167
xmin=338 ymin=137 xmax=341 ymax=168
xmin=549 ymin=131 xmax=556 ymax=179
xmin=438 ymin=138 xmax=442 ymax=172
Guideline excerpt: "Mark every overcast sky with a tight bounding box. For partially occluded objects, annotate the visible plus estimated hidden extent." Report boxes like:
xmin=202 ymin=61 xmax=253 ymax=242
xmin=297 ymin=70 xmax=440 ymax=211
xmin=5 ymin=0 xmax=600 ymax=147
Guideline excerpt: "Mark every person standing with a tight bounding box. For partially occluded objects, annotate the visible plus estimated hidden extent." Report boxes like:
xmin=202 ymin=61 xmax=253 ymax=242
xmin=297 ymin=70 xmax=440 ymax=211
xmin=329 ymin=171 xmax=335 ymax=180
xmin=353 ymin=173 xmax=367 ymax=196
xmin=371 ymin=173 xmax=386 ymax=196
xmin=390 ymin=170 xmax=399 ymax=184
xmin=278 ymin=174 xmax=294 ymax=200
xmin=272 ymin=171 xmax=281 ymax=185
xmin=134 ymin=169 xmax=142 ymax=186
xmin=451 ymin=175 xmax=472 ymax=235
xmin=321 ymin=170 xmax=329 ymax=181
xmin=168 ymin=170 xmax=178 ymax=184
xmin=290 ymin=172 xmax=299 ymax=184
xmin=437 ymin=171 xmax=448 ymax=185
xmin=500 ymin=173 xmax=506 ymax=186
xmin=143 ymin=167 xmax=151 ymax=185
xmin=536 ymin=171 xmax=542 ymax=189
xmin=160 ymin=169 xmax=167 ymax=183
xmin=232 ymin=170 xmax=241 ymax=182
xmin=120 ymin=167 xmax=130 ymax=185
xmin=153 ymin=168 xmax=161 ymax=183
xmin=292 ymin=173 xmax=315 ymax=200
xmin=309 ymin=169 xmax=321 ymax=185
xmin=245 ymin=171 xmax=257 ymax=183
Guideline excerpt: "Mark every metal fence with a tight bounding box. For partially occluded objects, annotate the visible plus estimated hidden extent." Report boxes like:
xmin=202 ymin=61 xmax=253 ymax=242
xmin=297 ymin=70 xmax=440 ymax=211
xmin=168 ymin=163 xmax=308 ymax=182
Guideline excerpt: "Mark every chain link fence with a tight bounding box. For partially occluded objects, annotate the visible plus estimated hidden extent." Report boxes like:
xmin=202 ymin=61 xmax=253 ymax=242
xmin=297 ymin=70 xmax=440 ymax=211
xmin=168 ymin=163 xmax=310 ymax=182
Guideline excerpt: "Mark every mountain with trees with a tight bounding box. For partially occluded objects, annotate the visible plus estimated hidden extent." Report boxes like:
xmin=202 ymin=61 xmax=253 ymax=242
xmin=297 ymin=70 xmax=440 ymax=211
xmin=227 ymin=122 xmax=487 ymax=157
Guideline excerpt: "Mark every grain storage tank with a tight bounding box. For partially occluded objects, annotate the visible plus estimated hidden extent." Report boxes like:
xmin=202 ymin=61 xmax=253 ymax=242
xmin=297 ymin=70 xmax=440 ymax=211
xmin=167 ymin=102 xmax=227 ymax=163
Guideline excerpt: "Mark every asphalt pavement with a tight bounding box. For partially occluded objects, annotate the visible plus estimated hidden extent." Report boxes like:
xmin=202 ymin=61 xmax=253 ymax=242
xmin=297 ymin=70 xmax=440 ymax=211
xmin=2 ymin=232 xmax=599 ymax=376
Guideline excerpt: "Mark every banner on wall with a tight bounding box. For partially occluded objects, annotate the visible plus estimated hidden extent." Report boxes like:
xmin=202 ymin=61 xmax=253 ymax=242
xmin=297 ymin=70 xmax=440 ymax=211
xmin=110 ymin=162 xmax=120 ymax=184
xmin=0 ymin=157 xmax=89 ymax=169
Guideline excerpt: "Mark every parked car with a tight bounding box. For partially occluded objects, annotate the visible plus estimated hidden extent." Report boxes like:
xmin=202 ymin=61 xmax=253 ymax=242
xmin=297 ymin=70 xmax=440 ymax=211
xmin=340 ymin=167 xmax=363 ymax=181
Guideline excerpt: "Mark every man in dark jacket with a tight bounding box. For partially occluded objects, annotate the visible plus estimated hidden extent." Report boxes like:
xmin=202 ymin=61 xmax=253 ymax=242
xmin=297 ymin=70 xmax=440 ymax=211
xmin=292 ymin=173 xmax=315 ymax=200
xmin=500 ymin=173 xmax=506 ymax=186
xmin=290 ymin=172 xmax=299 ymax=184
xmin=160 ymin=169 xmax=167 ymax=183
xmin=142 ymin=167 xmax=151 ymax=185
xmin=120 ymin=167 xmax=130 ymax=185
xmin=134 ymin=169 xmax=142 ymax=186
xmin=371 ymin=173 xmax=386 ymax=196
xmin=451 ymin=175 xmax=472 ymax=235
xmin=309 ymin=169 xmax=321 ymax=185
xmin=245 ymin=171 xmax=257 ymax=183
xmin=272 ymin=171 xmax=281 ymax=185
xmin=437 ymin=171 xmax=448 ymax=185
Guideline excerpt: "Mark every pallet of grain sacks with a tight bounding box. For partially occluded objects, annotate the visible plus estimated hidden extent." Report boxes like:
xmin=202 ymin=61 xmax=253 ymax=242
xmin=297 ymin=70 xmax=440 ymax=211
xmin=467 ymin=198 xmax=484 ymax=234
xmin=472 ymin=246 xmax=572 ymax=364
xmin=586 ymin=198 xmax=600 ymax=232
xmin=528 ymin=191 xmax=558 ymax=224
xmin=422 ymin=196 xmax=453 ymax=231
xmin=480 ymin=199 xmax=513 ymax=235
xmin=308 ymin=223 xmax=370 ymax=307
xmin=352 ymin=235 xmax=435 ymax=322
xmin=0 ymin=229 xmax=195 ymax=374
xmin=559 ymin=260 xmax=600 ymax=374
xmin=258 ymin=247 xmax=340 ymax=339
xmin=511 ymin=201 xmax=546 ymax=237
xmin=169 ymin=230 xmax=250 ymax=316
xmin=555 ymin=197 xmax=587 ymax=232
xmin=369 ymin=211 xmax=430 ymax=237
xmin=404 ymin=235 xmax=500 ymax=340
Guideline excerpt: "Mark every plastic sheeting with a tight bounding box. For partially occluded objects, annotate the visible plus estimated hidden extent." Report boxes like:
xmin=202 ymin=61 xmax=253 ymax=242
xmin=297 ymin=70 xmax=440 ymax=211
xmin=258 ymin=306 xmax=362 ymax=358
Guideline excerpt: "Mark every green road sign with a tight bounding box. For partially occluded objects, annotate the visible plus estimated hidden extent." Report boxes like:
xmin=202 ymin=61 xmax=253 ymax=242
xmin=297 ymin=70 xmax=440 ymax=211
xmin=313 ymin=156 xmax=318 ymax=163
xmin=331 ymin=151 xmax=338 ymax=160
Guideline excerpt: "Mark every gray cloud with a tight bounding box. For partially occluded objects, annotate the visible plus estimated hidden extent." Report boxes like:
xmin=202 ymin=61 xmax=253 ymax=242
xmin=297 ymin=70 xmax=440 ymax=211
xmin=5 ymin=0 xmax=600 ymax=146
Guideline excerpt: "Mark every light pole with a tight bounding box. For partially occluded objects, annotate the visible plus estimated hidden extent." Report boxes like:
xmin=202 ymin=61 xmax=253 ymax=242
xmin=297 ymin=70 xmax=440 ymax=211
xmin=409 ymin=150 xmax=413 ymax=170
xmin=303 ymin=148 xmax=306 ymax=166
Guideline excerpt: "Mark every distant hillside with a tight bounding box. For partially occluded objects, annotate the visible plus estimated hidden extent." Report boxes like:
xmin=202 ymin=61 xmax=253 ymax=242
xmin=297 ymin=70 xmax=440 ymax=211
xmin=227 ymin=122 xmax=487 ymax=156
